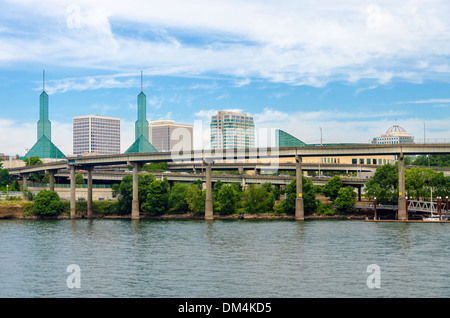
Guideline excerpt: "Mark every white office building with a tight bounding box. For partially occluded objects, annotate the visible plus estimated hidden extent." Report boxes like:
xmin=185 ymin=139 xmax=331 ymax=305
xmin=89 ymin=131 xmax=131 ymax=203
xmin=73 ymin=115 xmax=121 ymax=155
xmin=372 ymin=125 xmax=414 ymax=145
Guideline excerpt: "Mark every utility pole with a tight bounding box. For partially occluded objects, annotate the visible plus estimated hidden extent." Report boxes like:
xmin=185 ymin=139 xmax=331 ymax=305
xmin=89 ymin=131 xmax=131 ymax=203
xmin=423 ymin=122 xmax=426 ymax=144
xmin=319 ymin=127 xmax=322 ymax=179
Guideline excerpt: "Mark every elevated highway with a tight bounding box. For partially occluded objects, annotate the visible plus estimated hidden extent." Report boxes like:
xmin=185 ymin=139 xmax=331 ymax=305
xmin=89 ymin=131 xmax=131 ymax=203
xmin=7 ymin=143 xmax=450 ymax=221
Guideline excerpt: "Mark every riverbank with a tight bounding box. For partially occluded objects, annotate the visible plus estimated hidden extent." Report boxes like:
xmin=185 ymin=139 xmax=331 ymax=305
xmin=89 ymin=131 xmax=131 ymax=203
xmin=0 ymin=201 xmax=369 ymax=220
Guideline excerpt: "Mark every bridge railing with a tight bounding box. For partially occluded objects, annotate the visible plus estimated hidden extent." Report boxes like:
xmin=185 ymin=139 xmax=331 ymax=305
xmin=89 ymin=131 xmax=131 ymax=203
xmin=26 ymin=183 xmax=111 ymax=189
xmin=407 ymin=200 xmax=448 ymax=213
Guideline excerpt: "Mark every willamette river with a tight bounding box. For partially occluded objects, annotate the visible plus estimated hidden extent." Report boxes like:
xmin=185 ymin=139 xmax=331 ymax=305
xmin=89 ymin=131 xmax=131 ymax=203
xmin=0 ymin=218 xmax=449 ymax=298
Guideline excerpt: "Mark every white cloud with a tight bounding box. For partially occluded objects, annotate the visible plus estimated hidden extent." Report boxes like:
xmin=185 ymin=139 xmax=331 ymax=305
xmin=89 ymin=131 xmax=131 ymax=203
xmin=401 ymin=98 xmax=450 ymax=104
xmin=2 ymin=0 xmax=450 ymax=87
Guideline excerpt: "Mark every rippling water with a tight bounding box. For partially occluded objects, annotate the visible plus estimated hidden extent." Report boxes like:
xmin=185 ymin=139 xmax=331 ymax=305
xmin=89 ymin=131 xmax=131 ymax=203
xmin=0 ymin=219 xmax=449 ymax=298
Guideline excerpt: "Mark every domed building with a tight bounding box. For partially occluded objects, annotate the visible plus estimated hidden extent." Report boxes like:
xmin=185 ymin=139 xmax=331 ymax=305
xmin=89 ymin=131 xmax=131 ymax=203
xmin=372 ymin=125 xmax=414 ymax=144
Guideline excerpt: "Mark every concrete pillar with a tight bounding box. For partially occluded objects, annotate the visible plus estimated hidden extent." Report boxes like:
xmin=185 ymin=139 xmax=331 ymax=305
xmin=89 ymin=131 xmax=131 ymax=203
xmin=204 ymin=161 xmax=213 ymax=220
xmin=22 ymin=174 xmax=27 ymax=187
xmin=48 ymin=170 xmax=55 ymax=191
xmin=398 ymin=152 xmax=407 ymax=220
xmin=70 ymin=165 xmax=76 ymax=218
xmin=131 ymin=162 xmax=140 ymax=220
xmin=295 ymin=155 xmax=304 ymax=221
xmin=87 ymin=167 xmax=93 ymax=219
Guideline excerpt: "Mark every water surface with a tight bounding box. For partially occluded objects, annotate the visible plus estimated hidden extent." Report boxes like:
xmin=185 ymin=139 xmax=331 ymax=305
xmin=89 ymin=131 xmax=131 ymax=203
xmin=0 ymin=219 xmax=449 ymax=297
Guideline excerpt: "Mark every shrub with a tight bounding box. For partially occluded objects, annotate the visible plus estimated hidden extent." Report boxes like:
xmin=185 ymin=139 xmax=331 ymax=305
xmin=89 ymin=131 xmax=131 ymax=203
xmin=316 ymin=202 xmax=335 ymax=216
xmin=33 ymin=190 xmax=64 ymax=216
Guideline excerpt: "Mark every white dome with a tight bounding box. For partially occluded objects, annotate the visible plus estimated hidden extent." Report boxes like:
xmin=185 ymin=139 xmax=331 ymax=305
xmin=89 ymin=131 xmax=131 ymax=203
xmin=384 ymin=125 xmax=411 ymax=137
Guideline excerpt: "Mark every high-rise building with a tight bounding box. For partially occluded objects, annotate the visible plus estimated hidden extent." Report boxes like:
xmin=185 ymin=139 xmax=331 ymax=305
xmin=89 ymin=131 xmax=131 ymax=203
xmin=25 ymin=71 xmax=65 ymax=160
xmin=149 ymin=120 xmax=194 ymax=152
xmin=372 ymin=125 xmax=414 ymax=144
xmin=73 ymin=115 xmax=121 ymax=155
xmin=210 ymin=111 xmax=255 ymax=149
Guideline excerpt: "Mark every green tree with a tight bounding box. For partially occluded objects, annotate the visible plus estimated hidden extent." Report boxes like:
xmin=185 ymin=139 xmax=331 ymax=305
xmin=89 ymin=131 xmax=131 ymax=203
xmin=41 ymin=174 xmax=50 ymax=184
xmin=10 ymin=179 xmax=20 ymax=191
xmin=111 ymin=183 xmax=120 ymax=198
xmin=24 ymin=156 xmax=43 ymax=166
xmin=143 ymin=162 xmax=169 ymax=172
xmin=334 ymin=187 xmax=357 ymax=212
xmin=217 ymin=184 xmax=240 ymax=215
xmin=261 ymin=182 xmax=280 ymax=200
xmin=243 ymin=184 xmax=275 ymax=214
xmin=23 ymin=156 xmax=44 ymax=182
xmin=168 ymin=182 xmax=189 ymax=213
xmin=213 ymin=180 xmax=224 ymax=198
xmin=0 ymin=168 xmax=10 ymax=188
xmin=406 ymin=167 xmax=449 ymax=200
xmin=185 ymin=184 xmax=205 ymax=214
xmin=322 ymin=175 xmax=343 ymax=200
xmin=32 ymin=190 xmax=64 ymax=216
xmin=316 ymin=202 xmax=335 ymax=215
xmin=413 ymin=154 xmax=450 ymax=167
xmin=75 ymin=172 xmax=85 ymax=185
xmin=364 ymin=163 xmax=398 ymax=204
xmin=282 ymin=177 xmax=317 ymax=214
xmin=116 ymin=173 xmax=156 ymax=214
xmin=192 ymin=179 xmax=203 ymax=191
xmin=142 ymin=179 xmax=169 ymax=215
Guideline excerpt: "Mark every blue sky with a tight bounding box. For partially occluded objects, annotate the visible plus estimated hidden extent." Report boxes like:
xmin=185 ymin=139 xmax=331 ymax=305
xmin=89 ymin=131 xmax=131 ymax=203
xmin=1 ymin=0 xmax=450 ymax=156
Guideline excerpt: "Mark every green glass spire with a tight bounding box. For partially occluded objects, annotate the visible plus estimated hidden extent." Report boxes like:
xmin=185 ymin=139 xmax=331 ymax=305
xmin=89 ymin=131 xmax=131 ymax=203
xmin=24 ymin=71 xmax=66 ymax=160
xmin=135 ymin=71 xmax=149 ymax=140
xmin=125 ymin=71 xmax=157 ymax=153
xmin=37 ymin=70 xmax=51 ymax=140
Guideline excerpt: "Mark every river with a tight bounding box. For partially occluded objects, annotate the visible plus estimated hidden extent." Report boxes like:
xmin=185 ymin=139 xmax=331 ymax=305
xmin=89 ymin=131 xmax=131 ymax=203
xmin=0 ymin=218 xmax=449 ymax=298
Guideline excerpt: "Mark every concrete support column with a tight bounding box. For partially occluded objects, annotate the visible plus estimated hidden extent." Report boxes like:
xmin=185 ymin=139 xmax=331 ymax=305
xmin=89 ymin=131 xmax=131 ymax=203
xmin=131 ymin=162 xmax=140 ymax=220
xmin=48 ymin=170 xmax=55 ymax=191
xmin=204 ymin=160 xmax=213 ymax=220
xmin=70 ymin=165 xmax=76 ymax=219
xmin=87 ymin=167 xmax=93 ymax=219
xmin=295 ymin=155 xmax=304 ymax=221
xmin=22 ymin=174 xmax=28 ymax=187
xmin=398 ymin=152 xmax=407 ymax=220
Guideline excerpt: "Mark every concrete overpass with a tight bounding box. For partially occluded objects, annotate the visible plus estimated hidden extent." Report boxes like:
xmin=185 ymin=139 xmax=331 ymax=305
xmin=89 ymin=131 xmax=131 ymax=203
xmin=7 ymin=144 xmax=450 ymax=221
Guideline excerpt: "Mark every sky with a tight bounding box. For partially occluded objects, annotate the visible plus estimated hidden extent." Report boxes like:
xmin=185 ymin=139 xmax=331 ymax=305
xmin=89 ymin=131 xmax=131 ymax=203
xmin=1 ymin=0 xmax=450 ymax=156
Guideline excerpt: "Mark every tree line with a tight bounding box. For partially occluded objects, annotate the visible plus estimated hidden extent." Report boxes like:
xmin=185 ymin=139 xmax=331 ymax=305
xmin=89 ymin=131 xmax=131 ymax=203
xmin=3 ymin=155 xmax=450 ymax=217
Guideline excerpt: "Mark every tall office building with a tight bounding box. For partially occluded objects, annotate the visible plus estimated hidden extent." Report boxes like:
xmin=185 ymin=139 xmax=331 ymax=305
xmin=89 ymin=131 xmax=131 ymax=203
xmin=210 ymin=111 xmax=255 ymax=149
xmin=73 ymin=115 xmax=121 ymax=155
xmin=149 ymin=120 xmax=194 ymax=152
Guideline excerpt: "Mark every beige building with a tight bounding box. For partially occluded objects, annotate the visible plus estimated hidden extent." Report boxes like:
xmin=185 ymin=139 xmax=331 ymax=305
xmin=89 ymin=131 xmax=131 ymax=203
xmin=211 ymin=111 xmax=255 ymax=149
xmin=149 ymin=120 xmax=194 ymax=152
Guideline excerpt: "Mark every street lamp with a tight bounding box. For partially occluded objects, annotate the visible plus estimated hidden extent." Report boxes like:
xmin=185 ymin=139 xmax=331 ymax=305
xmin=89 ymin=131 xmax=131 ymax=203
xmin=374 ymin=197 xmax=377 ymax=220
